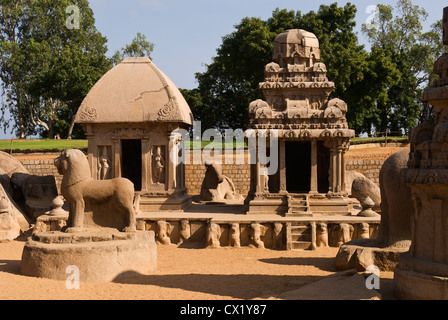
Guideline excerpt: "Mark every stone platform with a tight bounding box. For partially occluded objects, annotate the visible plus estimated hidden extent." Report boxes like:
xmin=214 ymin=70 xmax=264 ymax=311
xmin=21 ymin=228 xmax=157 ymax=282
xmin=34 ymin=202 xmax=380 ymax=250
xmin=335 ymin=238 xmax=409 ymax=272
xmin=394 ymin=252 xmax=448 ymax=300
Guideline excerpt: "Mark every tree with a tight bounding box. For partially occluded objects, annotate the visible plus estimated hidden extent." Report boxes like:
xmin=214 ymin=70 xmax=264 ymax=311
xmin=184 ymin=4 xmax=375 ymax=133
xmin=0 ymin=0 xmax=111 ymax=139
xmin=111 ymin=32 xmax=154 ymax=65
xmin=362 ymin=0 xmax=444 ymax=134
xmin=0 ymin=0 xmax=31 ymax=138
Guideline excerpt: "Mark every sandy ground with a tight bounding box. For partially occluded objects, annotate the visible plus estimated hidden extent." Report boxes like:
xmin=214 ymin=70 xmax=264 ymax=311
xmin=2 ymin=145 xmax=402 ymax=301
xmin=0 ymin=239 xmax=395 ymax=300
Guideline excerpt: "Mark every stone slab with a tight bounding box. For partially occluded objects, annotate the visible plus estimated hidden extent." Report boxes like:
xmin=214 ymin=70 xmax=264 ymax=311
xmin=335 ymin=238 xmax=408 ymax=272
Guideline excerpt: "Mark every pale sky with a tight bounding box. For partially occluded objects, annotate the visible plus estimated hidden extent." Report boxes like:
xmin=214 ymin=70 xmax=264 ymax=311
xmin=1 ymin=0 xmax=447 ymax=138
xmin=88 ymin=0 xmax=447 ymax=90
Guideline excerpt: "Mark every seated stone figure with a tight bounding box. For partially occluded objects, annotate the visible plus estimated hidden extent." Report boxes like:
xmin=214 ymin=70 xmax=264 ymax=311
xmin=54 ymin=149 xmax=136 ymax=233
xmin=199 ymin=161 xmax=240 ymax=202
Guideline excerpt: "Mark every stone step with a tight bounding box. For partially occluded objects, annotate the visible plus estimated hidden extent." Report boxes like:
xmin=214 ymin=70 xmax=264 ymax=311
xmin=290 ymin=240 xmax=312 ymax=251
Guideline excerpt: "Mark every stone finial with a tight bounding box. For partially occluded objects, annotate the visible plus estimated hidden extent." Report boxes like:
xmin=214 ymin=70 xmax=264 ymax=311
xmin=357 ymin=197 xmax=380 ymax=217
xmin=48 ymin=196 xmax=67 ymax=216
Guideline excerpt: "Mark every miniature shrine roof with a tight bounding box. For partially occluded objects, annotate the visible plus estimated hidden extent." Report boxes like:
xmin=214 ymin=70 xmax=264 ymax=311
xmin=75 ymin=57 xmax=193 ymax=125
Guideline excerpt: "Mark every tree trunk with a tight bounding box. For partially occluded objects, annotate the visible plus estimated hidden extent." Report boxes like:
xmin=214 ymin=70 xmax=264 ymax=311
xmin=67 ymin=109 xmax=76 ymax=140
xmin=67 ymin=111 xmax=75 ymax=140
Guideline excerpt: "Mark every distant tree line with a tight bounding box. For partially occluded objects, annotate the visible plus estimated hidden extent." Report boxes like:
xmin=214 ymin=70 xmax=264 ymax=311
xmin=0 ymin=0 xmax=153 ymax=139
xmin=0 ymin=0 xmax=444 ymax=139
xmin=181 ymin=0 xmax=445 ymax=136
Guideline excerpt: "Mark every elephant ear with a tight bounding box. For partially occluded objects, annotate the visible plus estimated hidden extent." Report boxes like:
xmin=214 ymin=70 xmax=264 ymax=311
xmin=167 ymin=222 xmax=174 ymax=234
xmin=261 ymin=225 xmax=268 ymax=236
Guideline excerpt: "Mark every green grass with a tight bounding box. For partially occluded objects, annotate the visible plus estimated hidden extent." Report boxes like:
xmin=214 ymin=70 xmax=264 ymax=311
xmin=0 ymin=139 xmax=88 ymax=152
xmin=0 ymin=135 xmax=408 ymax=153
xmin=351 ymin=136 xmax=408 ymax=144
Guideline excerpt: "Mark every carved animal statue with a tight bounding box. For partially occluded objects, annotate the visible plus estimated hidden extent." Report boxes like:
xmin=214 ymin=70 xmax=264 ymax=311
xmin=356 ymin=223 xmax=370 ymax=239
xmin=351 ymin=176 xmax=381 ymax=211
xmin=229 ymin=223 xmax=241 ymax=247
xmin=54 ymin=149 xmax=136 ymax=233
xmin=156 ymin=220 xmax=173 ymax=245
xmin=200 ymin=161 xmax=240 ymax=202
xmin=272 ymin=223 xmax=283 ymax=249
xmin=179 ymin=219 xmax=190 ymax=244
xmin=206 ymin=222 xmax=221 ymax=248
xmin=250 ymin=223 xmax=267 ymax=248
xmin=316 ymin=223 xmax=329 ymax=247
xmin=375 ymin=149 xmax=413 ymax=248
xmin=330 ymin=223 xmax=354 ymax=247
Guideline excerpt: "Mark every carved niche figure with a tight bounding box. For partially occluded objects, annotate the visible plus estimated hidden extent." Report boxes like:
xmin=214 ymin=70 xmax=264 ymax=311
xmin=98 ymin=146 xmax=110 ymax=180
xmin=54 ymin=149 xmax=136 ymax=233
xmin=152 ymin=146 xmax=165 ymax=184
xmin=260 ymin=164 xmax=269 ymax=193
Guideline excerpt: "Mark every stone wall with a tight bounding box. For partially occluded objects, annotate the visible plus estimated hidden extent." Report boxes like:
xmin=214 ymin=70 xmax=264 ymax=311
xmin=21 ymin=158 xmax=63 ymax=193
xmin=17 ymin=154 xmax=384 ymax=195
xmin=345 ymin=159 xmax=384 ymax=186
xmin=185 ymin=163 xmax=251 ymax=196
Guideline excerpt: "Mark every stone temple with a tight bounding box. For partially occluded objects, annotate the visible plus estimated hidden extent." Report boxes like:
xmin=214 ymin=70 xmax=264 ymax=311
xmin=244 ymin=29 xmax=355 ymax=216
xmin=75 ymin=57 xmax=193 ymax=212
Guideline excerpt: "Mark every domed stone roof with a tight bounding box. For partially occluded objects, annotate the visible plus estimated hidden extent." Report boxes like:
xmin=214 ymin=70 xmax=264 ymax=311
xmin=75 ymin=57 xmax=193 ymax=125
xmin=272 ymin=29 xmax=320 ymax=63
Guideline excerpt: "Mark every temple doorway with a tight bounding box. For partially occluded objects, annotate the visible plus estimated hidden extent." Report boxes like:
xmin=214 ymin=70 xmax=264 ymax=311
xmin=121 ymin=139 xmax=142 ymax=191
xmin=285 ymin=141 xmax=311 ymax=193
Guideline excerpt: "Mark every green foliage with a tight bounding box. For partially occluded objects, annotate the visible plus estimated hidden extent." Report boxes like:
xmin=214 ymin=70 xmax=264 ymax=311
xmin=362 ymin=0 xmax=443 ymax=132
xmin=0 ymin=0 xmax=111 ymax=139
xmin=183 ymin=1 xmax=443 ymax=135
xmin=112 ymin=32 xmax=154 ymax=65
xmin=183 ymin=4 xmax=374 ymax=132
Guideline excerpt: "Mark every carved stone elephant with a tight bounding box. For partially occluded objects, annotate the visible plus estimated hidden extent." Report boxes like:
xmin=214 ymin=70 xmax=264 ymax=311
xmin=375 ymin=148 xmax=413 ymax=248
xmin=156 ymin=220 xmax=173 ymax=245
xmin=250 ymin=223 xmax=267 ymax=248
xmin=206 ymin=222 xmax=222 ymax=248
xmin=330 ymin=223 xmax=354 ymax=247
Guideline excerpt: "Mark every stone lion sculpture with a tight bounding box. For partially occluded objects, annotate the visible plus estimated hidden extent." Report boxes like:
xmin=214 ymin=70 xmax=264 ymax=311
xmin=54 ymin=149 xmax=136 ymax=233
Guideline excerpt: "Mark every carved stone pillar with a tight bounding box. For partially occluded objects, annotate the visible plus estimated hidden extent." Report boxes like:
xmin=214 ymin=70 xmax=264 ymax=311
xmin=310 ymin=139 xmax=318 ymax=194
xmin=141 ymin=136 xmax=150 ymax=193
xmin=279 ymin=140 xmax=287 ymax=193
xmin=112 ymin=137 xmax=121 ymax=178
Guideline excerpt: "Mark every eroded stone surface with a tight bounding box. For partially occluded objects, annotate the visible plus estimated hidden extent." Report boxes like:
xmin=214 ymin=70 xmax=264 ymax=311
xmin=21 ymin=229 xmax=157 ymax=282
